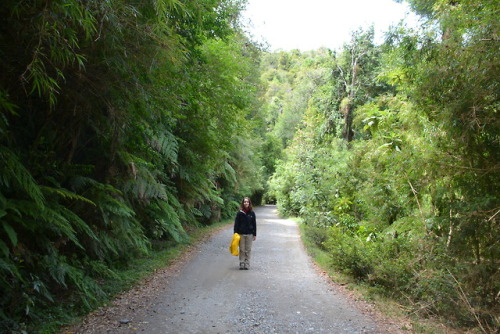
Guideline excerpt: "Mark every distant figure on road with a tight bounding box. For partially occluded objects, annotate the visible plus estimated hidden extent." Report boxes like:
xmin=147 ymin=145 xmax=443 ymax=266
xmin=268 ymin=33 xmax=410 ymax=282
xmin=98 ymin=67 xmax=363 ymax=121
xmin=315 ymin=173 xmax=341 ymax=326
xmin=233 ymin=197 xmax=257 ymax=270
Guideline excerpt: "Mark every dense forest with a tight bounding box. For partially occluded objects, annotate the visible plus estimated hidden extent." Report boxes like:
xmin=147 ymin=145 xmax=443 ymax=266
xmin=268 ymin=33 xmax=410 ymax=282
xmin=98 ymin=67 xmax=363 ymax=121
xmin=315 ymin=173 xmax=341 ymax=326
xmin=0 ymin=0 xmax=498 ymax=333
xmin=263 ymin=1 xmax=499 ymax=331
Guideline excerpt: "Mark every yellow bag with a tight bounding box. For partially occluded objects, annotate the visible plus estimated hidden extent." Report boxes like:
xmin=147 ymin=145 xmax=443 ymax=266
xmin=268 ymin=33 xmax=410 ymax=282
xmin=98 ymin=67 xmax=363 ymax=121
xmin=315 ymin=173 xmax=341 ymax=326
xmin=229 ymin=233 xmax=240 ymax=256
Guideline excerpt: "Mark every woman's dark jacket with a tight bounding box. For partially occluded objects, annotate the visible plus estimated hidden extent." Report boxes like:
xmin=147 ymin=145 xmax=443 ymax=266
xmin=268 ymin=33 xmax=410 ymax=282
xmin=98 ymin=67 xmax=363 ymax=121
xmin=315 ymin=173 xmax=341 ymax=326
xmin=234 ymin=210 xmax=257 ymax=236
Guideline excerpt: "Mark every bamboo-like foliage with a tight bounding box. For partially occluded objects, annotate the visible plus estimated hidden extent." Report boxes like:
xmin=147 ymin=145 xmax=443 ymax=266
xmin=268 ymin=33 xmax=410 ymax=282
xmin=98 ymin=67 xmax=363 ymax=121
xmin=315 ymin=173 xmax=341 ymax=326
xmin=0 ymin=0 xmax=263 ymax=331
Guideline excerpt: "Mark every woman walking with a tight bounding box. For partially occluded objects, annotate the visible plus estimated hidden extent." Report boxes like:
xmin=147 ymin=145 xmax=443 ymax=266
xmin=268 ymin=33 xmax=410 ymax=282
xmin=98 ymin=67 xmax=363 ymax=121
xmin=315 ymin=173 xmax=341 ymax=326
xmin=234 ymin=197 xmax=257 ymax=270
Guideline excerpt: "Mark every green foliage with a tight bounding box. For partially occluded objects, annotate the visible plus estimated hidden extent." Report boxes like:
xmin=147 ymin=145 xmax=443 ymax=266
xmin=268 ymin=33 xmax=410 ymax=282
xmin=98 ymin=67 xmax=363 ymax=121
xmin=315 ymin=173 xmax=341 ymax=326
xmin=0 ymin=0 xmax=264 ymax=331
xmin=264 ymin=1 xmax=499 ymax=330
xmin=1 ymin=0 xmax=497 ymax=331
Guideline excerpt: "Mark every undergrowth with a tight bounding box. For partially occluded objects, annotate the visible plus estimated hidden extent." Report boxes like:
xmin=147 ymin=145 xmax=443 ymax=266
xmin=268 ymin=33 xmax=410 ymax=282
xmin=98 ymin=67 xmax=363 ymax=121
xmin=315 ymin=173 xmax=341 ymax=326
xmin=33 ymin=220 xmax=232 ymax=334
xmin=298 ymin=220 xmax=498 ymax=334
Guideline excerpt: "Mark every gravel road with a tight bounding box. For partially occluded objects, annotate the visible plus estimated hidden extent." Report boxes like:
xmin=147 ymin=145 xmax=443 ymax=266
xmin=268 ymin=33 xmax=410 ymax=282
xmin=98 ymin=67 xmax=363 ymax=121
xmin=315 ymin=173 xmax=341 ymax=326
xmin=68 ymin=205 xmax=404 ymax=333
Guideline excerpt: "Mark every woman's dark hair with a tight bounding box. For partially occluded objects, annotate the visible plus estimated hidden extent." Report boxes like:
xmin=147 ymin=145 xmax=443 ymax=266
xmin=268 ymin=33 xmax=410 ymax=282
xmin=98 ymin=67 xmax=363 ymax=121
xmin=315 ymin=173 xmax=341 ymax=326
xmin=240 ymin=197 xmax=253 ymax=211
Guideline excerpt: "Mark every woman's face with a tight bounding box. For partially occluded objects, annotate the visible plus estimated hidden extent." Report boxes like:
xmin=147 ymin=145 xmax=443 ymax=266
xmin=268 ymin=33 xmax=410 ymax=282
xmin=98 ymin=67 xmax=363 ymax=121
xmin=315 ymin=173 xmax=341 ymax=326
xmin=243 ymin=199 xmax=250 ymax=208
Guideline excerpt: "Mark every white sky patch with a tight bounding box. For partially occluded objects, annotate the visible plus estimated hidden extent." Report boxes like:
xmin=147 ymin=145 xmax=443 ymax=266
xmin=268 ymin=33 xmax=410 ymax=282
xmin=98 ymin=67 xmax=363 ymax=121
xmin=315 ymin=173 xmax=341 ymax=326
xmin=241 ymin=0 xmax=420 ymax=51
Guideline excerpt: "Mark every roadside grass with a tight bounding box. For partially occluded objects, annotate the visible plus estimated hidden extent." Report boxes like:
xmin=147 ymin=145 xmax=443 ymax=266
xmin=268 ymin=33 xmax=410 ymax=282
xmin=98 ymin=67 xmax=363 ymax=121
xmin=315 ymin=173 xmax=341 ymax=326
xmin=296 ymin=219 xmax=468 ymax=334
xmin=42 ymin=220 xmax=233 ymax=334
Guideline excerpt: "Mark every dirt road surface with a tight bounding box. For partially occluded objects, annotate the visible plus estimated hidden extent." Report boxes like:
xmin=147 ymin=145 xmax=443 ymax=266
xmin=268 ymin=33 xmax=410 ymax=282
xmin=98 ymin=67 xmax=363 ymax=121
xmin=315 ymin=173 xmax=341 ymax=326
xmin=68 ymin=205 xmax=405 ymax=333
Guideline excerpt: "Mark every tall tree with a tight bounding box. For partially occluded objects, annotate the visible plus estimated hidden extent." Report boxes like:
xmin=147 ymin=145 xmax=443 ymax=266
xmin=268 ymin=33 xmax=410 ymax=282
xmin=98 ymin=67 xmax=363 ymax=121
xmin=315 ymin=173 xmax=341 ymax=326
xmin=333 ymin=27 xmax=382 ymax=142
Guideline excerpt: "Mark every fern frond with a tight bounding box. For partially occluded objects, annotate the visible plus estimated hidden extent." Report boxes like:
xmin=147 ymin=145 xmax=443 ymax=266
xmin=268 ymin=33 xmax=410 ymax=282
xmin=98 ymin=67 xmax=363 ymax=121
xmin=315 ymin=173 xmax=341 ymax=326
xmin=0 ymin=147 xmax=44 ymax=207
xmin=99 ymin=196 xmax=135 ymax=224
xmin=0 ymin=89 xmax=18 ymax=116
xmin=29 ymin=274 xmax=54 ymax=303
xmin=83 ymin=259 xmax=118 ymax=279
xmin=40 ymin=186 xmax=96 ymax=206
xmin=190 ymin=206 xmax=202 ymax=217
xmin=5 ymin=198 xmax=96 ymax=249
xmin=68 ymin=269 xmax=103 ymax=310
xmin=54 ymin=203 xmax=98 ymax=241
xmin=4 ymin=199 xmax=46 ymax=230
xmin=222 ymin=160 xmax=237 ymax=184
xmin=36 ymin=205 xmax=84 ymax=249
xmin=67 ymin=175 xmax=99 ymax=192
xmin=149 ymin=130 xmax=178 ymax=163
xmin=91 ymin=190 xmax=150 ymax=258
xmin=149 ymin=199 xmax=187 ymax=243
xmin=0 ymin=256 xmax=22 ymax=282
xmin=120 ymin=151 xmax=169 ymax=201
xmin=43 ymin=252 xmax=70 ymax=287
xmin=1 ymin=223 xmax=17 ymax=247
